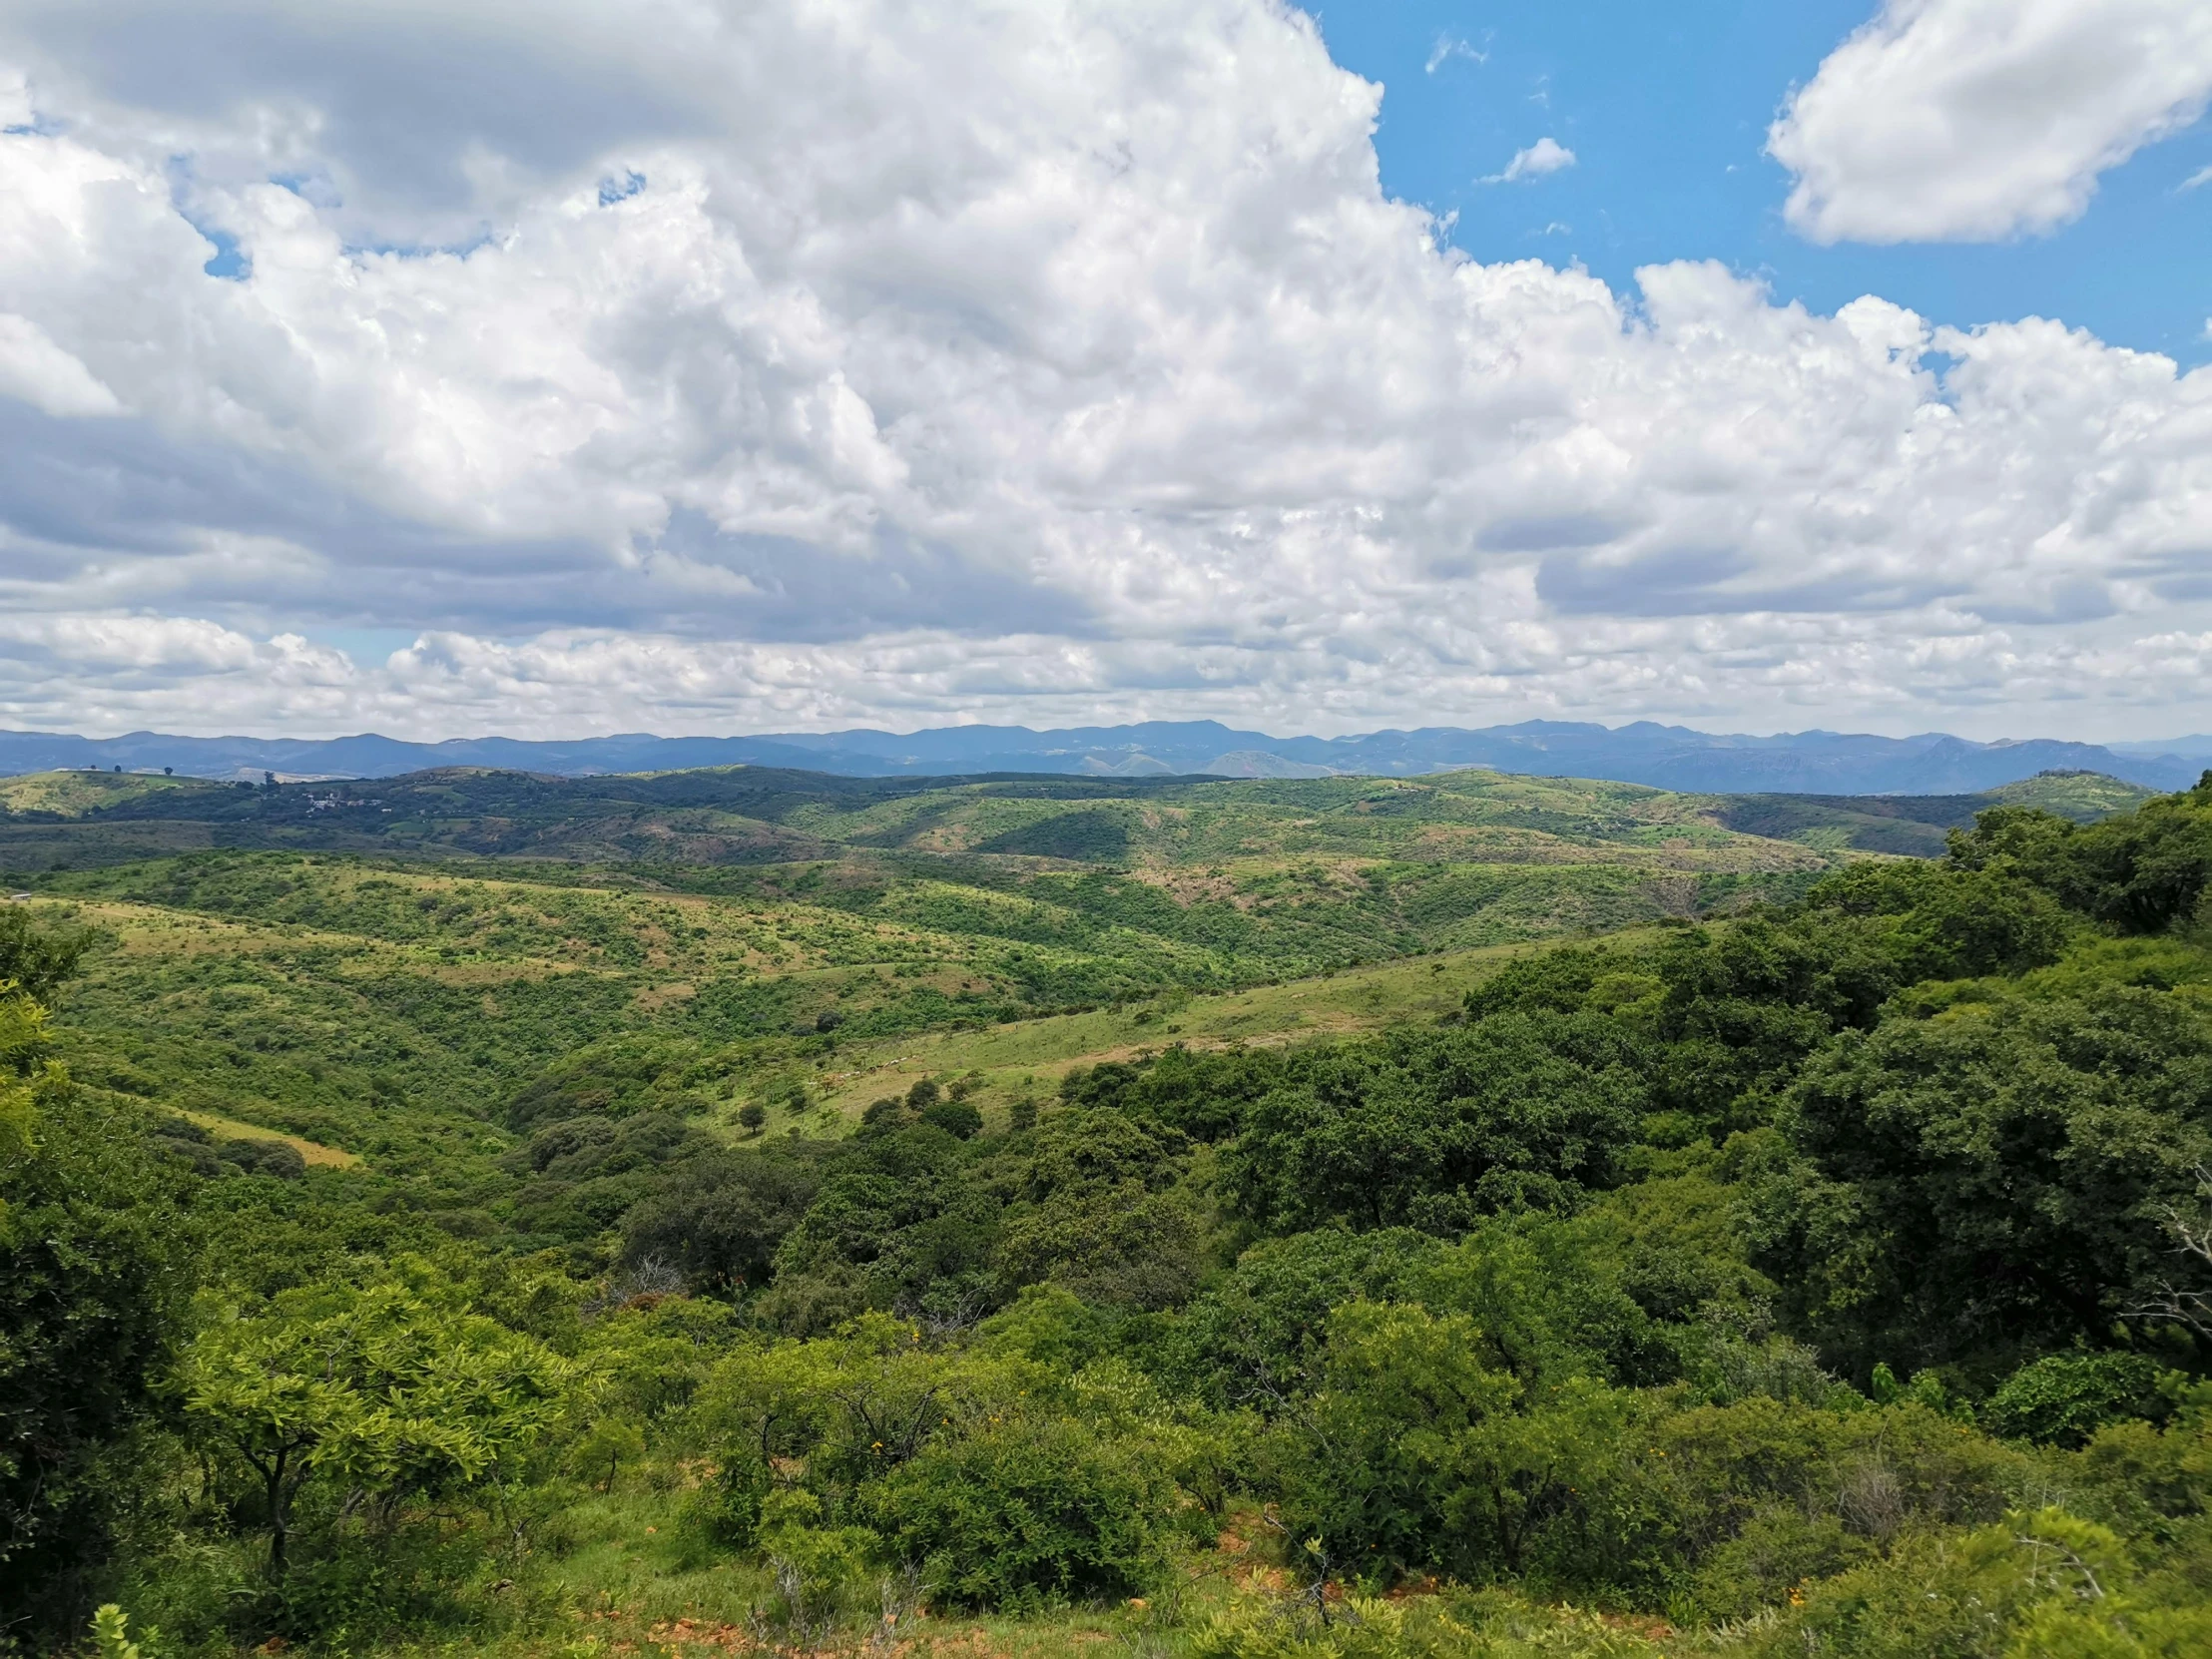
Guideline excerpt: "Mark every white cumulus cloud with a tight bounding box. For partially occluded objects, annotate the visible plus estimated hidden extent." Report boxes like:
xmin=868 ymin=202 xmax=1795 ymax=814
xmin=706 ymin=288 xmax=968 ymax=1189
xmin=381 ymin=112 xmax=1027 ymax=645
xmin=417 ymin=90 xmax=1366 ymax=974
xmin=1772 ymin=0 xmax=2212 ymax=244
xmin=1485 ymin=137 xmax=1576 ymax=184
xmin=0 ymin=0 xmax=2205 ymax=742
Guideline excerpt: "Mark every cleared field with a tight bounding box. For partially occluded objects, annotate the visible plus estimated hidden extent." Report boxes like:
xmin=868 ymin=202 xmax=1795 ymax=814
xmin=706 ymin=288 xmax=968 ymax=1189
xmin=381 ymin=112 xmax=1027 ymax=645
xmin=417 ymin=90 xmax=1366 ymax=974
xmin=798 ymin=928 xmax=1680 ymax=1129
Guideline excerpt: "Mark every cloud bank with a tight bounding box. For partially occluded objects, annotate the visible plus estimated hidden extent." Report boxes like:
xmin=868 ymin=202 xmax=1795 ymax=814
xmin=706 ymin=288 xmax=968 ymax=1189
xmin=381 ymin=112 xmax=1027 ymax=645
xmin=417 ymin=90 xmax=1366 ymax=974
xmin=1772 ymin=0 xmax=2212 ymax=243
xmin=0 ymin=0 xmax=2209 ymax=741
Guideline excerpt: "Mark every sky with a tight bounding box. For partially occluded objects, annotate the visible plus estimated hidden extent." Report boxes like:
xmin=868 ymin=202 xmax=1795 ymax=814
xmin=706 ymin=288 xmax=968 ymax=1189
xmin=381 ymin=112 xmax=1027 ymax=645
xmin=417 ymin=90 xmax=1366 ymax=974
xmin=1 ymin=0 xmax=2210 ymax=744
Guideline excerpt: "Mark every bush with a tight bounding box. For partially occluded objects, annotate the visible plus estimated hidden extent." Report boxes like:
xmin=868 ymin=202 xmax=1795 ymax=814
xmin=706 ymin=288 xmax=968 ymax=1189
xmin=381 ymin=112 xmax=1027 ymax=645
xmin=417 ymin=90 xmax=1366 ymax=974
xmin=0 ymin=906 xmax=92 ymax=1000
xmin=1756 ymin=987 xmax=2212 ymax=1371
xmin=1984 ymin=1352 xmax=2178 ymax=1447
xmin=919 ymin=1097 xmax=982 ymax=1140
xmin=1687 ymin=1505 xmax=1871 ymax=1622
xmin=1725 ymin=1506 xmax=2212 ymax=1658
xmin=620 ymin=1146 xmax=824 ymax=1291
xmin=220 ymin=1136 xmax=306 ymax=1179
xmin=861 ymin=1416 xmax=1174 ymax=1609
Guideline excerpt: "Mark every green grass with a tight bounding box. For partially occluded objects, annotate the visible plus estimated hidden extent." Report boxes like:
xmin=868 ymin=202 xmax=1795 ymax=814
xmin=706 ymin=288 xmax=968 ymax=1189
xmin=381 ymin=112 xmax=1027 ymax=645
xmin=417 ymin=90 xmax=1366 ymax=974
xmin=802 ymin=929 xmax=1682 ymax=1128
xmin=285 ymin=1479 xmax=1673 ymax=1659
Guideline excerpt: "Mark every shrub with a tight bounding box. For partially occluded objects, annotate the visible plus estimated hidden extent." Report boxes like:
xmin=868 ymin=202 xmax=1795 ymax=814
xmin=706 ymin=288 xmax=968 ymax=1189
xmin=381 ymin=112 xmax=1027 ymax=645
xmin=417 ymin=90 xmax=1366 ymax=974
xmin=919 ymin=1097 xmax=982 ymax=1140
xmin=220 ymin=1136 xmax=306 ymax=1179
xmin=688 ymin=1453 xmax=772 ymax=1549
xmin=1984 ymin=1352 xmax=2178 ymax=1447
xmin=1688 ymin=1506 xmax=1872 ymax=1622
xmin=1757 ymin=987 xmax=2212 ymax=1372
xmin=620 ymin=1147 xmax=823 ymax=1291
xmin=1727 ymin=1506 xmax=2212 ymax=1659
xmin=861 ymin=1416 xmax=1174 ymax=1609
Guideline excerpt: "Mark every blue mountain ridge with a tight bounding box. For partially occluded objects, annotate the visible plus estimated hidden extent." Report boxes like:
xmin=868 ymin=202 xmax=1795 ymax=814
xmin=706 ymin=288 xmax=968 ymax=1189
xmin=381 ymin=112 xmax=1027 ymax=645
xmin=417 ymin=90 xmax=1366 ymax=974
xmin=2 ymin=720 xmax=2204 ymax=796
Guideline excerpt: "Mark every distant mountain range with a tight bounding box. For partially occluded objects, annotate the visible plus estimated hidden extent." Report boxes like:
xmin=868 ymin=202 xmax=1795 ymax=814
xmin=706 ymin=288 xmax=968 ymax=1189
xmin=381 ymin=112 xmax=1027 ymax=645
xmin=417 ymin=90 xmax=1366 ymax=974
xmin=2 ymin=720 xmax=2206 ymax=796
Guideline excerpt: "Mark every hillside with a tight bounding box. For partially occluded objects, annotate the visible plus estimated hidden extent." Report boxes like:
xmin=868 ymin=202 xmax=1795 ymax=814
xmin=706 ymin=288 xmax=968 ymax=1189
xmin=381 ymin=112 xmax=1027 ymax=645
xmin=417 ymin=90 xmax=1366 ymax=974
xmin=0 ymin=758 xmax=2154 ymax=1241
xmin=3 ymin=763 xmax=1827 ymax=876
xmin=13 ymin=765 xmax=2166 ymax=1178
xmin=1710 ymin=769 xmax=2158 ymax=855
xmin=10 ymin=761 xmax=2154 ymax=872
xmin=0 ymin=767 xmax=226 ymax=818
xmin=15 ymin=766 xmax=1830 ymax=1182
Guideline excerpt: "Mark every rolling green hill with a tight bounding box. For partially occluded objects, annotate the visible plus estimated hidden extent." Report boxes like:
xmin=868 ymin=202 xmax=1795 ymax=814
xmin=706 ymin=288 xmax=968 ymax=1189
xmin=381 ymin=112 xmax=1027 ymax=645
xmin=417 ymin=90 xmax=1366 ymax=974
xmin=11 ymin=764 xmax=2154 ymax=1184
xmin=2 ymin=766 xmax=1820 ymax=1194
xmin=4 ymin=760 xmax=2150 ymax=871
xmin=0 ymin=767 xmax=227 ymax=818
xmin=6 ymin=762 xmax=1811 ymax=868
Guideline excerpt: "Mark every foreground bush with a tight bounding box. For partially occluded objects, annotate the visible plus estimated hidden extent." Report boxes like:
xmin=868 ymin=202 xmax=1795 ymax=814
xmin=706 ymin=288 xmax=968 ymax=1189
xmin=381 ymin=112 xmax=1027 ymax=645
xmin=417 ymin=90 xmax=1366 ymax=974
xmin=862 ymin=1414 xmax=1176 ymax=1609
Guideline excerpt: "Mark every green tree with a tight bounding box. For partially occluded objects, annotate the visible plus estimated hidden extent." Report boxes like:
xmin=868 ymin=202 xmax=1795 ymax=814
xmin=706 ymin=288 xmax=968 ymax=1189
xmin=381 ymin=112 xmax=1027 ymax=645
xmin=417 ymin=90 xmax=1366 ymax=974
xmin=0 ymin=905 xmax=92 ymax=1002
xmin=1950 ymin=777 xmax=2212 ymax=934
xmin=181 ymin=1271 xmax=574 ymax=1577
xmin=1277 ymin=1300 xmax=1519 ymax=1575
xmin=991 ymin=1107 xmax=1203 ymax=1309
xmin=1222 ymin=1013 xmax=1645 ymax=1234
xmin=1752 ymin=986 xmax=2212 ymax=1372
xmin=1 ymin=984 xmax=189 ymax=1642
xmin=1983 ymin=1353 xmax=2179 ymax=1448
xmin=766 ymin=1126 xmax=1001 ymax=1329
xmin=620 ymin=1144 xmax=825 ymax=1292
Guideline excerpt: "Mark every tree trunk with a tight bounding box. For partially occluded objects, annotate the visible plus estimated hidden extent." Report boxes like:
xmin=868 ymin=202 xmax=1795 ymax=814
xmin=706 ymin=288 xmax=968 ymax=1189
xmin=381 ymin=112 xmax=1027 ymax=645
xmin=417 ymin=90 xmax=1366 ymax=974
xmin=265 ymin=1445 xmax=290 ymax=1579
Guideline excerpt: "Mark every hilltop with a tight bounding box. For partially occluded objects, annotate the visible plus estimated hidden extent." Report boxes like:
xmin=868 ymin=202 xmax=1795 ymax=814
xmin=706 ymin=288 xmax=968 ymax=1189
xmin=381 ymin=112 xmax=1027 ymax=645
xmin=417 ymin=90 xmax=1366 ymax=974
xmin=0 ymin=767 xmax=225 ymax=818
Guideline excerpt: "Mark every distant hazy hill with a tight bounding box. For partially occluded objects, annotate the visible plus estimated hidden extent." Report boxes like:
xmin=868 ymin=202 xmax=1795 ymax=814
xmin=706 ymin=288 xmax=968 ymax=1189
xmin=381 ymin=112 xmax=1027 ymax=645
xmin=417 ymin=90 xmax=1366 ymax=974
xmin=2 ymin=718 xmax=2203 ymax=795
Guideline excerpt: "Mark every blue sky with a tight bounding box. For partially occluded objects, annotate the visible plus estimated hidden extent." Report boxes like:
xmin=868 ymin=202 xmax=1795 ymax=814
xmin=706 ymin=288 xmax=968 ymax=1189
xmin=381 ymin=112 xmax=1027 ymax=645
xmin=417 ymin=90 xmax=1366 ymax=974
xmin=1330 ymin=2 xmax=2212 ymax=363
